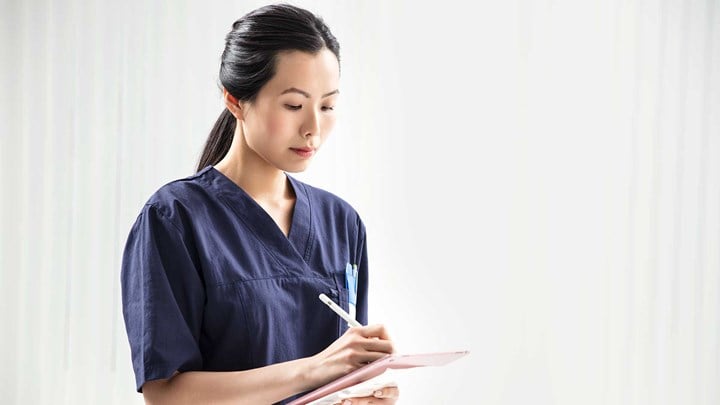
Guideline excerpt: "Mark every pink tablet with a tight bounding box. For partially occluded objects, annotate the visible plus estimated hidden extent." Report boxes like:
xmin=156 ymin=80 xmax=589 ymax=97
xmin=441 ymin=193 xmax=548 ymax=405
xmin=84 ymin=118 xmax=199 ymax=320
xmin=287 ymin=350 xmax=469 ymax=405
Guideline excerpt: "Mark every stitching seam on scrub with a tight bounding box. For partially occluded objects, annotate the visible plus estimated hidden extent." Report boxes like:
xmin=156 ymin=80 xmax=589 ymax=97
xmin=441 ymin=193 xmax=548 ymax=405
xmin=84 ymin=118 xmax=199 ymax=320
xmin=145 ymin=203 xmax=185 ymax=236
xmin=213 ymin=274 xmax=334 ymax=287
xmin=216 ymin=193 xmax=290 ymax=278
xmin=232 ymin=282 xmax=255 ymax=367
xmin=298 ymin=181 xmax=315 ymax=262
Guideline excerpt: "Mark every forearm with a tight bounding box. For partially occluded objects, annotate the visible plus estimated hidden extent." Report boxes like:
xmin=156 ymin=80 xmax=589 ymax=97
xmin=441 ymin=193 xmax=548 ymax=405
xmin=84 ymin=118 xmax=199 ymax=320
xmin=143 ymin=356 xmax=317 ymax=405
xmin=142 ymin=324 xmax=394 ymax=405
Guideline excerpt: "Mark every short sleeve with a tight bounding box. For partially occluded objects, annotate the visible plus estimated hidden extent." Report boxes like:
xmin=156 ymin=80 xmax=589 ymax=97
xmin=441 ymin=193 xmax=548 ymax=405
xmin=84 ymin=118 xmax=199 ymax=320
xmin=120 ymin=204 xmax=205 ymax=392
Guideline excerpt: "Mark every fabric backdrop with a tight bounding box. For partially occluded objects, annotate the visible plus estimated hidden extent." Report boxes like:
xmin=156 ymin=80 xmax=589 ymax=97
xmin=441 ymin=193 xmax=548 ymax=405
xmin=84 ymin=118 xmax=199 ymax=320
xmin=1 ymin=0 xmax=718 ymax=403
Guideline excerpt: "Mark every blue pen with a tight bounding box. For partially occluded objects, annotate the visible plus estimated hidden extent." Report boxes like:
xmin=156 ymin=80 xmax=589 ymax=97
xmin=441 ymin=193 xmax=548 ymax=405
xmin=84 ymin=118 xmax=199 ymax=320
xmin=345 ymin=263 xmax=358 ymax=321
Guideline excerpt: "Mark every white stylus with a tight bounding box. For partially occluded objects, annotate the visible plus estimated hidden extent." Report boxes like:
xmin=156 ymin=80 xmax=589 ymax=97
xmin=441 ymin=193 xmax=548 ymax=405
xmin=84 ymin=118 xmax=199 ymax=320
xmin=318 ymin=293 xmax=363 ymax=328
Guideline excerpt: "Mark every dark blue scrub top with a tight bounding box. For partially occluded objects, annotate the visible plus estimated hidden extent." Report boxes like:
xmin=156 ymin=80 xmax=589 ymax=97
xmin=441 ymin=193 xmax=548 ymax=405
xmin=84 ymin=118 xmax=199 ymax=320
xmin=120 ymin=166 xmax=368 ymax=403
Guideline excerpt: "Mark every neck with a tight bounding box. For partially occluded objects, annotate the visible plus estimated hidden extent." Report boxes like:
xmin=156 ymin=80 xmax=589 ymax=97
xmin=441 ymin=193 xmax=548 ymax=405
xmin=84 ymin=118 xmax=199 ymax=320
xmin=214 ymin=126 xmax=292 ymax=204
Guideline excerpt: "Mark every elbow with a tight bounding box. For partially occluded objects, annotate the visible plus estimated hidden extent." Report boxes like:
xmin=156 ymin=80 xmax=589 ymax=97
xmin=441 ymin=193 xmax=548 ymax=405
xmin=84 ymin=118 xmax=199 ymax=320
xmin=142 ymin=377 xmax=175 ymax=405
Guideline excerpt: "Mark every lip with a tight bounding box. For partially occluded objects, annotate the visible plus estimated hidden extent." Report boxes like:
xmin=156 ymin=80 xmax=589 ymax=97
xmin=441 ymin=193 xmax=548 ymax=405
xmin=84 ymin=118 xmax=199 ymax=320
xmin=290 ymin=147 xmax=316 ymax=158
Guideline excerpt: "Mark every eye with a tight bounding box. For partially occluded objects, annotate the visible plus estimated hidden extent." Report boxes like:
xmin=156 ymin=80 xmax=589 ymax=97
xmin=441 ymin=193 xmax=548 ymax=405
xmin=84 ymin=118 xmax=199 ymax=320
xmin=284 ymin=104 xmax=335 ymax=112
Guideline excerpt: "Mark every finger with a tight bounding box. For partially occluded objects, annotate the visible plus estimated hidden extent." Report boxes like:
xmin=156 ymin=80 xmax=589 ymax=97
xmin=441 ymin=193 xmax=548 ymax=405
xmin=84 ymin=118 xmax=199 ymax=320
xmin=341 ymin=396 xmax=397 ymax=405
xmin=353 ymin=350 xmax=392 ymax=365
xmin=358 ymin=324 xmax=391 ymax=340
xmin=361 ymin=337 xmax=394 ymax=354
xmin=373 ymin=386 xmax=399 ymax=399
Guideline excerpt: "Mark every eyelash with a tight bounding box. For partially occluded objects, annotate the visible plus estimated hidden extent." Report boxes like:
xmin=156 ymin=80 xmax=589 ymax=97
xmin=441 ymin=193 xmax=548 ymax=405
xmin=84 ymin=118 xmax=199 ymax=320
xmin=285 ymin=104 xmax=334 ymax=111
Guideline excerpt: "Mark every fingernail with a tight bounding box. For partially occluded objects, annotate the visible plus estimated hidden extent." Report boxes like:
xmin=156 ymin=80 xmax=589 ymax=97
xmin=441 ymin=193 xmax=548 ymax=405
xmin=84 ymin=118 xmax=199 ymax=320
xmin=342 ymin=400 xmax=352 ymax=405
xmin=373 ymin=390 xmax=383 ymax=397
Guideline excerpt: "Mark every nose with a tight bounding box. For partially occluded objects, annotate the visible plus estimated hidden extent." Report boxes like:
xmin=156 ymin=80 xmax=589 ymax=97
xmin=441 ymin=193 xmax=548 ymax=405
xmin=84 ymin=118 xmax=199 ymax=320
xmin=301 ymin=108 xmax=321 ymax=138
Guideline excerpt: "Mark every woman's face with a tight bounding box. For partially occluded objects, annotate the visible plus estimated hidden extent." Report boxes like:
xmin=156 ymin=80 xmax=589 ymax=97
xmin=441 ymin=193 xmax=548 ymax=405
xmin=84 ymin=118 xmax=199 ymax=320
xmin=240 ymin=48 xmax=340 ymax=173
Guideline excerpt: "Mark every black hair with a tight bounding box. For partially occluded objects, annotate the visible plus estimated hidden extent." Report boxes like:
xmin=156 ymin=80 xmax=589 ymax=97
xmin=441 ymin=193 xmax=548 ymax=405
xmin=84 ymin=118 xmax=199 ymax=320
xmin=196 ymin=3 xmax=340 ymax=172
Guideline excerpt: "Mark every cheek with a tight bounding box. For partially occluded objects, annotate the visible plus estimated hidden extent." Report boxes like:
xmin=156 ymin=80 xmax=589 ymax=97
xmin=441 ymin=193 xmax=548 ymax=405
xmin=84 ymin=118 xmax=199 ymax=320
xmin=263 ymin=111 xmax=296 ymax=139
xmin=322 ymin=115 xmax=337 ymax=136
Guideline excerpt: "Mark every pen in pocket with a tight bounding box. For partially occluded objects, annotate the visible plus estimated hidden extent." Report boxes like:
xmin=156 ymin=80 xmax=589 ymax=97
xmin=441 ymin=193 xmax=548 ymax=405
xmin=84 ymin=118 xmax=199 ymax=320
xmin=345 ymin=263 xmax=358 ymax=321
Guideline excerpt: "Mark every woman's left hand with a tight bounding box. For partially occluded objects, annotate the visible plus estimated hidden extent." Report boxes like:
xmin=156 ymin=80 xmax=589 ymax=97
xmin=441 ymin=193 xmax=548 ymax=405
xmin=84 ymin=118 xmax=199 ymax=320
xmin=337 ymin=386 xmax=399 ymax=404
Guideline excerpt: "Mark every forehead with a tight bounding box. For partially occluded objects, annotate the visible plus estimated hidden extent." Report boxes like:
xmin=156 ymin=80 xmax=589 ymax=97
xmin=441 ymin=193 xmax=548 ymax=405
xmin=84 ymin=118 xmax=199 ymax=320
xmin=263 ymin=49 xmax=340 ymax=97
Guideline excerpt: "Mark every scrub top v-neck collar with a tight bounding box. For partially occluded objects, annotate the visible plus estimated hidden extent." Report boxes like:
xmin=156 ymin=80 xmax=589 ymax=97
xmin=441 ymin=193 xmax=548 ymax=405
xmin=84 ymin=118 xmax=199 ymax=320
xmin=204 ymin=166 xmax=314 ymax=265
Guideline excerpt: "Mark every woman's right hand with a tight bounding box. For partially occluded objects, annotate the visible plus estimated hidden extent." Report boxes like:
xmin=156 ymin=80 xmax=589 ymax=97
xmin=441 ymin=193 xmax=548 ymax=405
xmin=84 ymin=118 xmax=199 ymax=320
xmin=307 ymin=324 xmax=395 ymax=386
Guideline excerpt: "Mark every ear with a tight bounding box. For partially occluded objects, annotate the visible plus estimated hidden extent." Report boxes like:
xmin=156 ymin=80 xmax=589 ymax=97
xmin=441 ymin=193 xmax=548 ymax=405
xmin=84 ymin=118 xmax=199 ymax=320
xmin=223 ymin=88 xmax=244 ymax=120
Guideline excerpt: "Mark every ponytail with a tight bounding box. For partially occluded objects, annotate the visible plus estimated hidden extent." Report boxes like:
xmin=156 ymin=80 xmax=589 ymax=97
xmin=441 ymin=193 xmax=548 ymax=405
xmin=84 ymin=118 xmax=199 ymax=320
xmin=196 ymin=108 xmax=236 ymax=172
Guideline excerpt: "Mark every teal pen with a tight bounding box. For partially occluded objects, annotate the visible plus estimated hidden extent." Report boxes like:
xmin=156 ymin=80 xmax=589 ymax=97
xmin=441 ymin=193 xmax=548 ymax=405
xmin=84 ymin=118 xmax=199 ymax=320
xmin=346 ymin=263 xmax=358 ymax=320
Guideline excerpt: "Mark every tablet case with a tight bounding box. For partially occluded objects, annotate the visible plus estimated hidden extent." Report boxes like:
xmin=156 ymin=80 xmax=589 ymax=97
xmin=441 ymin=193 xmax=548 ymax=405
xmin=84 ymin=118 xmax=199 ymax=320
xmin=287 ymin=350 xmax=469 ymax=405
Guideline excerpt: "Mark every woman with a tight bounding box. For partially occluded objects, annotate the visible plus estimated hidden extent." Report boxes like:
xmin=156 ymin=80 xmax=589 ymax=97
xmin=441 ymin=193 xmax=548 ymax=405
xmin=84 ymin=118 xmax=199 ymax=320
xmin=120 ymin=3 xmax=399 ymax=404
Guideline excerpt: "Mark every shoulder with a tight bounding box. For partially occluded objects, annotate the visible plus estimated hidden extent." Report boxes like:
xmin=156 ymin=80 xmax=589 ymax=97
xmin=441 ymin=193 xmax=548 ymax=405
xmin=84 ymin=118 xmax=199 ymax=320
xmin=290 ymin=177 xmax=365 ymax=237
xmin=291 ymin=176 xmax=359 ymax=214
xmin=141 ymin=167 xmax=217 ymax=224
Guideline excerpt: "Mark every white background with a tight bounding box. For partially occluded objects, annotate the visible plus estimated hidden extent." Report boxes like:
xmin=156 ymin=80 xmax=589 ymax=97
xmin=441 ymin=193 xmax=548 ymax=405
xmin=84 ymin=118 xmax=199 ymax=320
xmin=1 ymin=0 xmax=719 ymax=404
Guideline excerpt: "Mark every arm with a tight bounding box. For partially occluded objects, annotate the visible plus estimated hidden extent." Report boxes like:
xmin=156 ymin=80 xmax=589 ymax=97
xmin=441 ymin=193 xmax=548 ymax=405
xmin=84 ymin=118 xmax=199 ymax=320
xmin=142 ymin=324 xmax=395 ymax=405
xmin=143 ymin=357 xmax=313 ymax=405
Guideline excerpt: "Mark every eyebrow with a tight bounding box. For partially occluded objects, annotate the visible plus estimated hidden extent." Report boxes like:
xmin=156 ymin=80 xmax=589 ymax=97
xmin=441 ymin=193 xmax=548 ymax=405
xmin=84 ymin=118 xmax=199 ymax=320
xmin=280 ymin=87 xmax=339 ymax=98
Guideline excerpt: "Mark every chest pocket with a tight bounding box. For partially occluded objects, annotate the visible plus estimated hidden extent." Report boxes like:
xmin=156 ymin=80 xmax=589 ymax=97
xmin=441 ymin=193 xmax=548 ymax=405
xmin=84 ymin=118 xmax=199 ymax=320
xmin=233 ymin=272 xmax=348 ymax=367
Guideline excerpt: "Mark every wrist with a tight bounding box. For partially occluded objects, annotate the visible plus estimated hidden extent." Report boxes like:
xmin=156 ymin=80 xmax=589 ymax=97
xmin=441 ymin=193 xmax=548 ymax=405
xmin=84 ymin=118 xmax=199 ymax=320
xmin=295 ymin=355 xmax=321 ymax=392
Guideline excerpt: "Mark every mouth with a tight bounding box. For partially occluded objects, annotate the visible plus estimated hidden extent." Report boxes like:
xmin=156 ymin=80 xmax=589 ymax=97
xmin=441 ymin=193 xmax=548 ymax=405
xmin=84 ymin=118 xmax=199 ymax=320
xmin=290 ymin=147 xmax=316 ymax=158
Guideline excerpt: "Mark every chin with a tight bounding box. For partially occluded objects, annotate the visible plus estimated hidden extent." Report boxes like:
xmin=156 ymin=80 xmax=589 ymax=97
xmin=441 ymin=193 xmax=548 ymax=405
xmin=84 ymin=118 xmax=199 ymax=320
xmin=281 ymin=162 xmax=311 ymax=174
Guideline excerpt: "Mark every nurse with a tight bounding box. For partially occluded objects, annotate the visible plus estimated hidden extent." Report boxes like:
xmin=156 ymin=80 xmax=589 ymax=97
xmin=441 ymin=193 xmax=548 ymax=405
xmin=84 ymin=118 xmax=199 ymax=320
xmin=120 ymin=3 xmax=399 ymax=405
